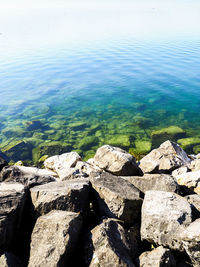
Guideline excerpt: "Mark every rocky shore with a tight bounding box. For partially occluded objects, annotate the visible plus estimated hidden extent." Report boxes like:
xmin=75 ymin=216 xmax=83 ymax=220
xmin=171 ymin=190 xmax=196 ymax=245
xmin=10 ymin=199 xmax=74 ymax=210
xmin=0 ymin=140 xmax=200 ymax=266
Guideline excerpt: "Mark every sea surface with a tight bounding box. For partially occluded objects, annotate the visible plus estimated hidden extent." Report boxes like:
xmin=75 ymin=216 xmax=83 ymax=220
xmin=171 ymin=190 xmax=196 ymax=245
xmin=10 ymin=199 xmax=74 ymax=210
xmin=0 ymin=3 xmax=200 ymax=164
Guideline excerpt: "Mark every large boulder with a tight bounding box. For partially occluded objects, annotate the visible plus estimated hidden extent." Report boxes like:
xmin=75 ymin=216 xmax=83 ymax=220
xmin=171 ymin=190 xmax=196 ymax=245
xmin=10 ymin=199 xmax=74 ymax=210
xmin=44 ymin=152 xmax=81 ymax=179
xmin=28 ymin=210 xmax=82 ymax=267
xmin=174 ymin=171 xmax=200 ymax=194
xmin=90 ymin=172 xmax=143 ymax=226
xmin=138 ymin=246 xmax=176 ymax=267
xmin=30 ymin=179 xmax=90 ymax=217
xmin=87 ymin=218 xmax=135 ymax=267
xmin=0 ymin=252 xmax=24 ymax=267
xmin=141 ymin=191 xmax=192 ymax=251
xmin=181 ymin=218 xmax=200 ymax=267
xmin=0 ymin=166 xmax=56 ymax=189
xmin=139 ymin=140 xmax=190 ymax=174
xmin=0 ymin=183 xmax=27 ymax=254
xmin=93 ymin=145 xmax=142 ymax=176
xmin=123 ymin=174 xmax=179 ymax=194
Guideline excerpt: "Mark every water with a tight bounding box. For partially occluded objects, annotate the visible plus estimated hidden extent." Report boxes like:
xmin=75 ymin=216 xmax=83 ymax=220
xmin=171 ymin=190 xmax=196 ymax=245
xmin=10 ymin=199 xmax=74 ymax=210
xmin=1 ymin=2 xmax=200 ymax=164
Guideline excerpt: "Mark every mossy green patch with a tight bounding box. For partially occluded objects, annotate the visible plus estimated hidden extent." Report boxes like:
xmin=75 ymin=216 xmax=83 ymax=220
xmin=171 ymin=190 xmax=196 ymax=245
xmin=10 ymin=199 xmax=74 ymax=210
xmin=105 ymin=134 xmax=131 ymax=149
xmin=76 ymin=136 xmax=99 ymax=150
xmin=178 ymin=137 xmax=200 ymax=153
xmin=2 ymin=140 xmax=32 ymax=161
xmin=68 ymin=121 xmax=88 ymax=131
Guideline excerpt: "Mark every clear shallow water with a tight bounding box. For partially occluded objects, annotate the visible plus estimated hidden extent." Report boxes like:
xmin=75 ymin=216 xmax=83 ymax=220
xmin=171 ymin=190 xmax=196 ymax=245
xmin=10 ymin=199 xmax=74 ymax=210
xmin=1 ymin=38 xmax=200 ymax=164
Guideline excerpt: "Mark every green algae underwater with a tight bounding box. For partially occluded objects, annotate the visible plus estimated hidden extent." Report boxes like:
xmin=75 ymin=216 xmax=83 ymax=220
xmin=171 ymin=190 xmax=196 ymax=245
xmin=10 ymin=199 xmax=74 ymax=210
xmin=1 ymin=39 xmax=200 ymax=165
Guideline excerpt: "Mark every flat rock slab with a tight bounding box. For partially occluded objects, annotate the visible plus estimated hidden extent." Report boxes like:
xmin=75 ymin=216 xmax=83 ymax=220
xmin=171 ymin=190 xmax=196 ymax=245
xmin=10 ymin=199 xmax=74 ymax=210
xmin=123 ymin=173 xmax=179 ymax=193
xmin=30 ymin=179 xmax=90 ymax=216
xmin=0 ymin=166 xmax=56 ymax=188
xmin=139 ymin=246 xmax=176 ymax=267
xmin=174 ymin=171 xmax=200 ymax=194
xmin=28 ymin=210 xmax=82 ymax=267
xmin=0 ymin=182 xmax=26 ymax=253
xmin=139 ymin=140 xmax=190 ymax=174
xmin=141 ymin=190 xmax=192 ymax=251
xmin=89 ymin=219 xmax=135 ymax=267
xmin=90 ymin=172 xmax=143 ymax=225
xmin=93 ymin=145 xmax=142 ymax=176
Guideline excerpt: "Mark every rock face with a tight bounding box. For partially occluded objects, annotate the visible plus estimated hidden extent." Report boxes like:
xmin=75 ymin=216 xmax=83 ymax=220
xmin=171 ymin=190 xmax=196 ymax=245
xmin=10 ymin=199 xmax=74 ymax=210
xmin=181 ymin=219 xmax=200 ymax=267
xmin=0 ymin=166 xmax=56 ymax=188
xmin=139 ymin=140 xmax=191 ymax=174
xmin=88 ymin=219 xmax=135 ymax=267
xmin=93 ymin=145 xmax=142 ymax=176
xmin=123 ymin=174 xmax=179 ymax=194
xmin=30 ymin=179 xmax=90 ymax=217
xmin=28 ymin=210 xmax=82 ymax=267
xmin=0 ymin=183 xmax=26 ymax=254
xmin=44 ymin=152 xmax=81 ymax=180
xmin=0 ymin=156 xmax=7 ymax=171
xmin=138 ymin=246 xmax=176 ymax=267
xmin=141 ymin=190 xmax=192 ymax=251
xmin=90 ymin=172 xmax=143 ymax=225
xmin=174 ymin=171 xmax=200 ymax=194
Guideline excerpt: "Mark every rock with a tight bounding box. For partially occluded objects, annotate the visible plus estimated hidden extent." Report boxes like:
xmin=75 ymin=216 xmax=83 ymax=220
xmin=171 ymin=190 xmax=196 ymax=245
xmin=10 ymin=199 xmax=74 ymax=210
xmin=123 ymin=174 xmax=179 ymax=194
xmin=0 ymin=166 xmax=56 ymax=189
xmin=90 ymin=172 xmax=143 ymax=225
xmin=141 ymin=190 xmax=192 ymax=251
xmin=0 ymin=183 xmax=27 ymax=254
xmin=93 ymin=145 xmax=142 ymax=176
xmin=178 ymin=137 xmax=200 ymax=153
xmin=44 ymin=152 xmax=81 ymax=179
xmin=185 ymin=194 xmax=200 ymax=213
xmin=30 ymin=179 xmax=90 ymax=217
xmin=0 ymin=155 xmax=7 ymax=171
xmin=1 ymin=140 xmax=32 ymax=161
xmin=105 ymin=134 xmax=131 ymax=149
xmin=88 ymin=218 xmax=135 ymax=267
xmin=138 ymin=246 xmax=176 ymax=267
xmin=77 ymin=136 xmax=99 ymax=150
xmin=130 ymin=140 xmax=152 ymax=156
xmin=174 ymin=171 xmax=200 ymax=194
xmin=189 ymin=158 xmax=200 ymax=171
xmin=151 ymin=126 xmax=185 ymax=149
xmin=139 ymin=140 xmax=190 ymax=174
xmin=172 ymin=166 xmax=189 ymax=177
xmin=28 ymin=210 xmax=82 ymax=267
xmin=58 ymin=167 xmax=88 ymax=181
xmin=68 ymin=121 xmax=88 ymax=130
xmin=181 ymin=219 xmax=200 ymax=267
xmin=25 ymin=120 xmax=44 ymax=131
xmin=0 ymin=252 xmax=24 ymax=267
xmin=75 ymin=160 xmax=102 ymax=176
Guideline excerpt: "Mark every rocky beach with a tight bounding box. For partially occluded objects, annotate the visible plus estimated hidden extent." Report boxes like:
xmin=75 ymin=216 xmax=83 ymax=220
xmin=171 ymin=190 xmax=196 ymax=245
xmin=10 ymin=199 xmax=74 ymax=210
xmin=0 ymin=140 xmax=200 ymax=266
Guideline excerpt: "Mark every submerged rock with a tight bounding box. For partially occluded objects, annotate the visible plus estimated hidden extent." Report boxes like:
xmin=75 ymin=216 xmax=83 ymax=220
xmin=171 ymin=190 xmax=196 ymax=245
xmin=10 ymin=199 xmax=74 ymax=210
xmin=1 ymin=140 xmax=32 ymax=161
xmin=178 ymin=137 xmax=200 ymax=153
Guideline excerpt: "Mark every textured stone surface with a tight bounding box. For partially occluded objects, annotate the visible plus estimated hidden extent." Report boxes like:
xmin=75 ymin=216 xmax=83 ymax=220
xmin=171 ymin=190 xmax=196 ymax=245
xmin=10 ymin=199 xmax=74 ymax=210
xmin=0 ymin=252 xmax=24 ymax=267
xmin=189 ymin=159 xmax=200 ymax=171
xmin=185 ymin=194 xmax=200 ymax=213
xmin=141 ymin=191 xmax=192 ymax=251
xmin=0 ymin=166 xmax=56 ymax=188
xmin=93 ymin=145 xmax=142 ymax=176
xmin=123 ymin=173 xmax=179 ymax=193
xmin=0 ymin=183 xmax=26 ymax=254
xmin=88 ymin=219 xmax=135 ymax=267
xmin=30 ymin=179 xmax=90 ymax=216
xmin=139 ymin=140 xmax=190 ymax=174
xmin=174 ymin=171 xmax=200 ymax=194
xmin=44 ymin=152 xmax=81 ymax=179
xmin=28 ymin=210 xmax=82 ymax=267
xmin=139 ymin=246 xmax=176 ymax=267
xmin=90 ymin=172 xmax=142 ymax=225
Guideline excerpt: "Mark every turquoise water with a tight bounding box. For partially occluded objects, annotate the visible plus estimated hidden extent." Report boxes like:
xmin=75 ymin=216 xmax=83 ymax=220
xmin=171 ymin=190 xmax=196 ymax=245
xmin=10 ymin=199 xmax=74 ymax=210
xmin=1 ymin=3 xmax=200 ymax=164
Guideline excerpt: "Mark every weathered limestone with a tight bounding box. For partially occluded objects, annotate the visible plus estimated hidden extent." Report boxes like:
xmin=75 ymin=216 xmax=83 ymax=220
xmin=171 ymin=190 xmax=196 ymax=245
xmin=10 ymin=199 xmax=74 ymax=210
xmin=0 ymin=252 xmax=24 ymax=267
xmin=189 ymin=158 xmax=200 ymax=172
xmin=174 ymin=171 xmax=200 ymax=194
xmin=93 ymin=145 xmax=142 ymax=176
xmin=172 ymin=166 xmax=189 ymax=177
xmin=0 ymin=166 xmax=56 ymax=188
xmin=28 ymin=210 xmax=82 ymax=267
xmin=123 ymin=174 xmax=179 ymax=194
xmin=89 ymin=219 xmax=135 ymax=267
xmin=139 ymin=140 xmax=190 ymax=174
xmin=141 ymin=191 xmax=192 ymax=251
xmin=90 ymin=172 xmax=143 ymax=225
xmin=181 ymin=219 xmax=200 ymax=267
xmin=185 ymin=194 xmax=200 ymax=213
xmin=30 ymin=179 xmax=90 ymax=216
xmin=0 ymin=183 xmax=27 ymax=254
xmin=44 ymin=152 xmax=81 ymax=180
xmin=138 ymin=246 xmax=176 ymax=267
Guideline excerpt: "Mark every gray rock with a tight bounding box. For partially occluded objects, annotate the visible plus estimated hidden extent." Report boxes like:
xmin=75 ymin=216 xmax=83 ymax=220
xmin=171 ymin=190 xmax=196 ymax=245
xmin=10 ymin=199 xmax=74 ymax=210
xmin=0 ymin=166 xmax=56 ymax=188
xmin=58 ymin=167 xmax=88 ymax=181
xmin=0 ymin=183 xmax=27 ymax=254
xmin=90 ymin=172 xmax=143 ymax=225
xmin=181 ymin=218 xmax=200 ymax=267
xmin=141 ymin=191 xmax=192 ymax=251
xmin=189 ymin=159 xmax=200 ymax=171
xmin=88 ymin=218 xmax=135 ymax=267
xmin=139 ymin=246 xmax=176 ymax=267
xmin=44 ymin=152 xmax=81 ymax=179
xmin=28 ymin=210 xmax=82 ymax=267
xmin=174 ymin=171 xmax=200 ymax=194
xmin=30 ymin=179 xmax=90 ymax=216
xmin=185 ymin=194 xmax=200 ymax=213
xmin=123 ymin=173 xmax=179 ymax=194
xmin=93 ymin=145 xmax=142 ymax=176
xmin=139 ymin=140 xmax=190 ymax=174
xmin=0 ymin=252 xmax=24 ymax=267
